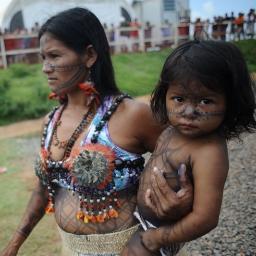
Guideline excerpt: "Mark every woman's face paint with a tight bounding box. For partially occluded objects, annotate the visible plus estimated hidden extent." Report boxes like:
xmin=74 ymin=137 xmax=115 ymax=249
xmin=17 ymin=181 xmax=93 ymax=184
xmin=166 ymin=82 xmax=226 ymax=138
xmin=40 ymin=32 xmax=87 ymax=95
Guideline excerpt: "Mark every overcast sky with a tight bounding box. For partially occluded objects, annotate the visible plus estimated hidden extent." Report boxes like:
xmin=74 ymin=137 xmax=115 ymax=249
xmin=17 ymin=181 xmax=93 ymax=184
xmin=190 ymin=0 xmax=255 ymax=21
xmin=0 ymin=0 xmax=255 ymax=24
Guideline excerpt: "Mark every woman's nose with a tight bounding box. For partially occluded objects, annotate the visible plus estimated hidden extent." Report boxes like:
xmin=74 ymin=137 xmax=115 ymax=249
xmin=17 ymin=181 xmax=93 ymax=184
xmin=42 ymin=62 xmax=54 ymax=73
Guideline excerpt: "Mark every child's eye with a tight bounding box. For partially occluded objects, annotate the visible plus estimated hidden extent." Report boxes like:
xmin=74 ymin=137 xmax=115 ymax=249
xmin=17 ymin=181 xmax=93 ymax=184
xmin=200 ymin=99 xmax=213 ymax=105
xmin=172 ymin=96 xmax=184 ymax=103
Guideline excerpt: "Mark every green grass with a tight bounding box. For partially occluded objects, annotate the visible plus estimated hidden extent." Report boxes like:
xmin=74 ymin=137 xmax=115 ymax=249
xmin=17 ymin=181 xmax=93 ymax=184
xmin=0 ymin=136 xmax=61 ymax=255
xmin=113 ymin=50 xmax=169 ymax=96
xmin=233 ymin=39 xmax=256 ymax=73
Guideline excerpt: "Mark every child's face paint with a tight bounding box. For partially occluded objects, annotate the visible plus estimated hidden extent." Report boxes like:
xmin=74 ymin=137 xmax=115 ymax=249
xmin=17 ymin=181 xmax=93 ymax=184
xmin=166 ymin=81 xmax=226 ymax=138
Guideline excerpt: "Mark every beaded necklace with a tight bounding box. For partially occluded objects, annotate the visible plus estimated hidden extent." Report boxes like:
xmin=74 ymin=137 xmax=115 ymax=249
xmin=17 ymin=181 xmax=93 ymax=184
xmin=49 ymin=104 xmax=94 ymax=159
xmin=41 ymin=103 xmax=95 ymax=213
xmin=52 ymin=120 xmax=68 ymax=149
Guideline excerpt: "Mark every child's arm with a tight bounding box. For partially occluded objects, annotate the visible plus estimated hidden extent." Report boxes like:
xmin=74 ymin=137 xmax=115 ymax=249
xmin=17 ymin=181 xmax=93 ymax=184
xmin=141 ymin=142 xmax=229 ymax=252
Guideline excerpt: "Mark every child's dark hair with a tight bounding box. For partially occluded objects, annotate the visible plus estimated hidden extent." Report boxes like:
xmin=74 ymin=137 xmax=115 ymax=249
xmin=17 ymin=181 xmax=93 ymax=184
xmin=151 ymin=40 xmax=256 ymax=139
xmin=39 ymin=7 xmax=120 ymax=99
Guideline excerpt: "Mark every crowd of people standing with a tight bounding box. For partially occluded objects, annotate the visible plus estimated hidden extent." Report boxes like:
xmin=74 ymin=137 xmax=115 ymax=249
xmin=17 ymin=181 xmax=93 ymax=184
xmin=191 ymin=8 xmax=256 ymax=41
xmin=0 ymin=8 xmax=255 ymax=68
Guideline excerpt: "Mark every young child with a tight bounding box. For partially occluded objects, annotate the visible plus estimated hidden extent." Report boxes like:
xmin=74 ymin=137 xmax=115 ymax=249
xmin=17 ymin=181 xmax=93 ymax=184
xmin=121 ymin=40 xmax=256 ymax=256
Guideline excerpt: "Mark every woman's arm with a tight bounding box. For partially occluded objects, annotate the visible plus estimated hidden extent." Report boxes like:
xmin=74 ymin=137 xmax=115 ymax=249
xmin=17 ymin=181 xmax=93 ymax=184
xmin=0 ymin=180 xmax=48 ymax=256
xmin=141 ymin=143 xmax=229 ymax=251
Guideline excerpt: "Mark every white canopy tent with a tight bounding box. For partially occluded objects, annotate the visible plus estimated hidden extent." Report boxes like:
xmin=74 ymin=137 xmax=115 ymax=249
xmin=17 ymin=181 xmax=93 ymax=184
xmin=1 ymin=0 xmax=135 ymax=32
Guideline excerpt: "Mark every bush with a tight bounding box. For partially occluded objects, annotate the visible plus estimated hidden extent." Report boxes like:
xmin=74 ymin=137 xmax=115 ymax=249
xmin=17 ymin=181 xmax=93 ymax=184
xmin=0 ymin=64 xmax=55 ymax=125
xmin=9 ymin=64 xmax=32 ymax=78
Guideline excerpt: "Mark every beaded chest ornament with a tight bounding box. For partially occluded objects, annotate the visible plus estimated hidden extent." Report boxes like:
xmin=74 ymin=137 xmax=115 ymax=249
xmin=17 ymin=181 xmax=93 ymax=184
xmin=36 ymin=94 xmax=144 ymax=223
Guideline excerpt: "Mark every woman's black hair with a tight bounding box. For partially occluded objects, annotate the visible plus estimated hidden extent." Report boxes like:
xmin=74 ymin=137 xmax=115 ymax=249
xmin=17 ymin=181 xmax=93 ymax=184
xmin=38 ymin=7 xmax=120 ymax=99
xmin=151 ymin=40 xmax=256 ymax=140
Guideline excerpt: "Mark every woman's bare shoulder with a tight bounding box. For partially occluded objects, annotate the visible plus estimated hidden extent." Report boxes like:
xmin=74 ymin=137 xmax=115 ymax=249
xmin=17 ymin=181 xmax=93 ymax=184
xmin=122 ymin=97 xmax=151 ymax=114
xmin=118 ymin=98 xmax=165 ymax=152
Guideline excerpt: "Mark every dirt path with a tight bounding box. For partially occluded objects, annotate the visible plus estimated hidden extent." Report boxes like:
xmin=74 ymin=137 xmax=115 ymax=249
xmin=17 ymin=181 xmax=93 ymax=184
xmin=0 ymin=118 xmax=44 ymax=140
xmin=0 ymin=95 xmax=150 ymax=140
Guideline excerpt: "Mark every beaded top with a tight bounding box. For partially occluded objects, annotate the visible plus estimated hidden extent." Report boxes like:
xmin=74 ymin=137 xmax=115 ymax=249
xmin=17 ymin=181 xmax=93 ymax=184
xmin=35 ymin=94 xmax=145 ymax=223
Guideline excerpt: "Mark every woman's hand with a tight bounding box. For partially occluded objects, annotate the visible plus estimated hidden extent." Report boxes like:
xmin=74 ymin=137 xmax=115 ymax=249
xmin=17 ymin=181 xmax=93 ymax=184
xmin=145 ymin=164 xmax=193 ymax=221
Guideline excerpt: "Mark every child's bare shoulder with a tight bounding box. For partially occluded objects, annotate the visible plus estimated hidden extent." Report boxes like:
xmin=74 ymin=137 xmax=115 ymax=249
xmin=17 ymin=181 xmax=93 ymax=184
xmin=191 ymin=134 xmax=229 ymax=171
xmin=195 ymin=134 xmax=227 ymax=153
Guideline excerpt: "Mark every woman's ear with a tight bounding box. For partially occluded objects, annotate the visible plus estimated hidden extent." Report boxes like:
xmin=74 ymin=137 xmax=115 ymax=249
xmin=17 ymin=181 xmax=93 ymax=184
xmin=83 ymin=45 xmax=97 ymax=68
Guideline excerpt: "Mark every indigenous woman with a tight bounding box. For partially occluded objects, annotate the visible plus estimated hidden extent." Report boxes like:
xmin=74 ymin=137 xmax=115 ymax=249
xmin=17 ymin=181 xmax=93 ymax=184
xmin=0 ymin=8 xmax=193 ymax=256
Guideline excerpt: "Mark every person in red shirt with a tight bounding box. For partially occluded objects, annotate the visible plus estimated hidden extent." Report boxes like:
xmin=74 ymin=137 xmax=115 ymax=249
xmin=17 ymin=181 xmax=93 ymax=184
xmin=235 ymin=12 xmax=245 ymax=40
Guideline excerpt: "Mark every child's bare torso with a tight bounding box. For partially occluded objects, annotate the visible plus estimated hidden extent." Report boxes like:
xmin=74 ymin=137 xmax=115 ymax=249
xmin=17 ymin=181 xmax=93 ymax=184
xmin=137 ymin=126 xmax=224 ymax=225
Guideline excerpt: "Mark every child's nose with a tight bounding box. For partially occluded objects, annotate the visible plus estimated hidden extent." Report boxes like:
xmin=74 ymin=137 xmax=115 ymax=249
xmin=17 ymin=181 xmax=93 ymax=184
xmin=181 ymin=105 xmax=198 ymax=119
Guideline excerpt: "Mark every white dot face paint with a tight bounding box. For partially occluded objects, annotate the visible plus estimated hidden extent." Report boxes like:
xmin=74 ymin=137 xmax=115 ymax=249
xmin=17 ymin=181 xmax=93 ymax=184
xmin=166 ymin=82 xmax=226 ymax=137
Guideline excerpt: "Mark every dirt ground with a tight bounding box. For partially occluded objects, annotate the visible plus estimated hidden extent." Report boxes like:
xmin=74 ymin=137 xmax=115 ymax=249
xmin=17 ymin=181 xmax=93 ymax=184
xmin=0 ymin=95 xmax=150 ymax=140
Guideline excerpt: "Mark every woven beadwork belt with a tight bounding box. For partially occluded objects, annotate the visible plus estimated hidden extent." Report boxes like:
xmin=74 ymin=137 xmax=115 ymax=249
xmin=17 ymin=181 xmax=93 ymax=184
xmin=58 ymin=224 xmax=139 ymax=255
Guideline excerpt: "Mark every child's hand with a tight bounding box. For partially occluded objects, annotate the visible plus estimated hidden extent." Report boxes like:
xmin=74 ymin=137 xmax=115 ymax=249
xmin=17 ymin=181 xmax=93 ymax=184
xmin=140 ymin=228 xmax=162 ymax=252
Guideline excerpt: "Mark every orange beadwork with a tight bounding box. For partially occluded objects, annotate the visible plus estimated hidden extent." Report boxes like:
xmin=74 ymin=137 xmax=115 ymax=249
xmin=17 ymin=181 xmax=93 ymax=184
xmin=108 ymin=208 xmax=119 ymax=218
xmin=83 ymin=215 xmax=89 ymax=223
xmin=78 ymin=83 xmax=100 ymax=105
xmin=77 ymin=209 xmax=120 ymax=223
xmin=48 ymin=92 xmax=66 ymax=101
xmin=40 ymin=148 xmax=49 ymax=171
xmin=41 ymin=148 xmax=48 ymax=159
xmin=96 ymin=213 xmax=107 ymax=223
xmin=45 ymin=200 xmax=54 ymax=214
xmin=88 ymin=215 xmax=97 ymax=223
xmin=48 ymin=92 xmax=58 ymax=100
xmin=76 ymin=211 xmax=85 ymax=221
